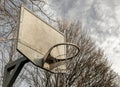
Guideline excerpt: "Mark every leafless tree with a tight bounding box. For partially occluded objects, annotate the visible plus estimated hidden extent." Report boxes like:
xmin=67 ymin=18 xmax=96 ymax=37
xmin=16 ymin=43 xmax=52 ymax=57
xmin=0 ymin=0 xmax=55 ymax=87
xmin=43 ymin=21 xmax=119 ymax=87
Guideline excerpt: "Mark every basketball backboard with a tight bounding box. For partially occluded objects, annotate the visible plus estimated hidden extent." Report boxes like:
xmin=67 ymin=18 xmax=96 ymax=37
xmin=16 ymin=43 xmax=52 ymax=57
xmin=17 ymin=6 xmax=66 ymax=73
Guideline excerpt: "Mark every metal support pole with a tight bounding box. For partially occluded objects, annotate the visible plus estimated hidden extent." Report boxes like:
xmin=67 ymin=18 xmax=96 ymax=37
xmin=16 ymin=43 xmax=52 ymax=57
xmin=2 ymin=57 xmax=29 ymax=87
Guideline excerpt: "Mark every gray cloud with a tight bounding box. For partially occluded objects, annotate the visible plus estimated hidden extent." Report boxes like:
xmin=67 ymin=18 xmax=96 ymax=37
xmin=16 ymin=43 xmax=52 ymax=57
xmin=49 ymin=0 xmax=120 ymax=35
xmin=48 ymin=0 xmax=94 ymax=19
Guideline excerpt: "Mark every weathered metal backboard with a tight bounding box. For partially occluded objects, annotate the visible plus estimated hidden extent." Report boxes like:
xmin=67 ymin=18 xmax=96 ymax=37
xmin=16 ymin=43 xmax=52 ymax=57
xmin=17 ymin=6 xmax=66 ymax=73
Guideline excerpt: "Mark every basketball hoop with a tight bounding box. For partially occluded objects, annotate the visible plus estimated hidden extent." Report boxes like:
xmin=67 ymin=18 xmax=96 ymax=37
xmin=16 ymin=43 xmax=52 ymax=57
xmin=17 ymin=6 xmax=80 ymax=73
xmin=42 ymin=43 xmax=80 ymax=73
xmin=44 ymin=43 xmax=80 ymax=63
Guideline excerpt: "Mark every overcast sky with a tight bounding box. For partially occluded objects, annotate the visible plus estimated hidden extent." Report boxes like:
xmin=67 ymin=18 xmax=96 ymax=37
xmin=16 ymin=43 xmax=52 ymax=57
xmin=48 ymin=0 xmax=120 ymax=74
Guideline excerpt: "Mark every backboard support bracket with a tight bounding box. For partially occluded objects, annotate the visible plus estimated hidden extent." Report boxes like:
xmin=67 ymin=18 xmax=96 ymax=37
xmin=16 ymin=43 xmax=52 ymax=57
xmin=2 ymin=57 xmax=29 ymax=87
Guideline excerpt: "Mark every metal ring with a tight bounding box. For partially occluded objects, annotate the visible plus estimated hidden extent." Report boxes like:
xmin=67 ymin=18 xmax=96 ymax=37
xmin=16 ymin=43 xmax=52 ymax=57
xmin=48 ymin=43 xmax=80 ymax=60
